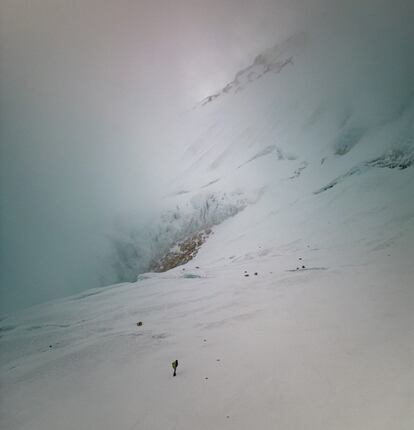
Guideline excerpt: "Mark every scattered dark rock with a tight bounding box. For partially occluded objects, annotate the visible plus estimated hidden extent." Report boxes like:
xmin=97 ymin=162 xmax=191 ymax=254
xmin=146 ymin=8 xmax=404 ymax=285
xmin=244 ymin=270 xmax=247 ymax=273
xmin=299 ymin=258 xmax=302 ymax=260
xmin=203 ymin=339 xmax=207 ymax=342
xmin=254 ymin=272 xmax=258 ymax=276
xmin=216 ymin=359 xmax=221 ymax=362
xmin=244 ymin=274 xmax=249 ymax=277
xmin=302 ymin=265 xmax=305 ymax=269
xmin=205 ymin=377 xmax=209 ymax=380
xmin=195 ymin=266 xmax=200 ymax=269
xmin=136 ymin=321 xmax=143 ymax=327
xmin=227 ymin=416 xmax=230 ymax=419
xmin=296 ymin=267 xmax=299 ymax=270
xmin=49 ymin=345 xmax=53 ymax=348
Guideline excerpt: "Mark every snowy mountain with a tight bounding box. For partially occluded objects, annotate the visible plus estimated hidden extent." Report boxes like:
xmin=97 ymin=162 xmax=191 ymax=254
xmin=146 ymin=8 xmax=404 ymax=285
xmin=106 ymin=28 xmax=414 ymax=282
xmin=0 ymin=29 xmax=413 ymax=430
xmin=197 ymin=33 xmax=304 ymax=107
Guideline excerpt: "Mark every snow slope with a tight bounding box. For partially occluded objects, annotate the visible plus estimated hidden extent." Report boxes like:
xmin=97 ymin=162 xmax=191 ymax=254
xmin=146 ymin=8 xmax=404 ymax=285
xmin=1 ymin=30 xmax=413 ymax=429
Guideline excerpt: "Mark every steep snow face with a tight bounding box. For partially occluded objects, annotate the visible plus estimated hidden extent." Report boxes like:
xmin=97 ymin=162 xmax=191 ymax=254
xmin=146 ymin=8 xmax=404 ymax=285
xmin=141 ymin=26 xmax=414 ymax=273
xmin=106 ymin=19 xmax=414 ymax=283
xmin=175 ymin=34 xmax=413 ymax=188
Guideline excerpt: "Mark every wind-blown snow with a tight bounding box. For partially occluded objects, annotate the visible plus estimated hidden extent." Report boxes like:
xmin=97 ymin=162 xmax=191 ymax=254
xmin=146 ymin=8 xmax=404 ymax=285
xmin=1 ymin=10 xmax=414 ymax=429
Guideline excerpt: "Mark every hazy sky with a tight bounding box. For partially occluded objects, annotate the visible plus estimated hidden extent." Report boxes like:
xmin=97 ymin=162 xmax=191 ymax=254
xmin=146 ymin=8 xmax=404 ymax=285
xmin=1 ymin=0 xmax=412 ymax=313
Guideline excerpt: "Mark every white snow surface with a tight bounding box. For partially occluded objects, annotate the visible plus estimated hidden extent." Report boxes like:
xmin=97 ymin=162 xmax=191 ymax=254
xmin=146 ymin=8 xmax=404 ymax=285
xmin=1 ymin=31 xmax=414 ymax=429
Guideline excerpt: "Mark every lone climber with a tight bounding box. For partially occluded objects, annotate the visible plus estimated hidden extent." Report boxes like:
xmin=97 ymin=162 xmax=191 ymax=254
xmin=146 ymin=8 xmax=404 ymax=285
xmin=172 ymin=359 xmax=178 ymax=377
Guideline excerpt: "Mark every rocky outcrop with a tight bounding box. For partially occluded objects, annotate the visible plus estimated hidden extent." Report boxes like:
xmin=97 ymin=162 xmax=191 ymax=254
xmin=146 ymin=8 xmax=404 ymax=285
xmin=151 ymin=229 xmax=211 ymax=272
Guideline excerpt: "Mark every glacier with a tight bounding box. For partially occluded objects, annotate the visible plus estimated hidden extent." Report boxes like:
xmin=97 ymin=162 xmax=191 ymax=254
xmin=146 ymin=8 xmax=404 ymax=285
xmin=1 ymin=17 xmax=414 ymax=430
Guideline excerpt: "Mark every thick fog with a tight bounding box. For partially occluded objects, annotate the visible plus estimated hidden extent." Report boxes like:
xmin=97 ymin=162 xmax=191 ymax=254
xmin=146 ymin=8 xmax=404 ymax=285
xmin=0 ymin=0 xmax=412 ymax=313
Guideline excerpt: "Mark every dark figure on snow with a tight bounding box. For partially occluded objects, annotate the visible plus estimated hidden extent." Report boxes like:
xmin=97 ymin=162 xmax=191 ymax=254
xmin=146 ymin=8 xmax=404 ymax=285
xmin=172 ymin=360 xmax=178 ymax=377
